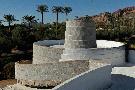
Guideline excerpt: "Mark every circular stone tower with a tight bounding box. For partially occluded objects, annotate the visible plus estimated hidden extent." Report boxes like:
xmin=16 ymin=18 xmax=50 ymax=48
xmin=60 ymin=17 xmax=97 ymax=61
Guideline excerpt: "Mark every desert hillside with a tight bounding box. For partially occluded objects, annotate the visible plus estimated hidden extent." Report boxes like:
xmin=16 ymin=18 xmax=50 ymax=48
xmin=91 ymin=6 xmax=135 ymax=23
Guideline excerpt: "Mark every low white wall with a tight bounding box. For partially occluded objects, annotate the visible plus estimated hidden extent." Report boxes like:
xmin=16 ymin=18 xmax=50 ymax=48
xmin=53 ymin=65 xmax=112 ymax=90
xmin=112 ymin=66 xmax=135 ymax=78
xmin=129 ymin=50 xmax=135 ymax=63
xmin=96 ymin=40 xmax=124 ymax=48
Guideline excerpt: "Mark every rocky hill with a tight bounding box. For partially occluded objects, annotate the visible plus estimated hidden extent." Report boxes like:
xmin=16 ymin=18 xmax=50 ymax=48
xmin=113 ymin=6 xmax=135 ymax=15
xmin=91 ymin=6 xmax=135 ymax=23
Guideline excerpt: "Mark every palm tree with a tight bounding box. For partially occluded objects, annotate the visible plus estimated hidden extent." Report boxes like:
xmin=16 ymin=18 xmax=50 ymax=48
xmin=52 ymin=6 xmax=64 ymax=28
xmin=22 ymin=15 xmax=36 ymax=28
xmin=3 ymin=14 xmax=17 ymax=30
xmin=36 ymin=4 xmax=48 ymax=24
xmin=63 ymin=6 xmax=72 ymax=21
xmin=75 ymin=16 xmax=79 ymax=19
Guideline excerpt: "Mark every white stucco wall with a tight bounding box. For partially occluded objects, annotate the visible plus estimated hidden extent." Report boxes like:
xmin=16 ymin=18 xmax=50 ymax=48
xmin=53 ymin=65 xmax=112 ymax=90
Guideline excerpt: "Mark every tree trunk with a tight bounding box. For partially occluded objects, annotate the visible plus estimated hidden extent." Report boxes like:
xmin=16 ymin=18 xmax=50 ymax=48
xmin=42 ymin=12 xmax=44 ymax=24
xmin=133 ymin=18 xmax=135 ymax=29
xmin=29 ymin=22 xmax=31 ymax=28
xmin=56 ymin=12 xmax=59 ymax=27
xmin=66 ymin=13 xmax=68 ymax=21
xmin=9 ymin=21 xmax=11 ymax=31
xmin=56 ymin=12 xmax=59 ymax=38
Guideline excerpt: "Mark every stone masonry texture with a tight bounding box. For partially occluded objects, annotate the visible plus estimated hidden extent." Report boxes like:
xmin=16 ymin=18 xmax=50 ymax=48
xmin=64 ymin=18 xmax=97 ymax=49
xmin=15 ymin=60 xmax=107 ymax=87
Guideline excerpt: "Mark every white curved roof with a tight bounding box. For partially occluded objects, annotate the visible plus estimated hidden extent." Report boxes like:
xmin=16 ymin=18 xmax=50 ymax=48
xmin=96 ymin=40 xmax=124 ymax=48
xmin=34 ymin=40 xmax=124 ymax=48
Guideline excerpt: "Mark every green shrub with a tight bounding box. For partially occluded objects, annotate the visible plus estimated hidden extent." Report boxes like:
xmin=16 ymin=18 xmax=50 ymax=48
xmin=2 ymin=62 xmax=15 ymax=79
xmin=0 ymin=36 xmax=12 ymax=53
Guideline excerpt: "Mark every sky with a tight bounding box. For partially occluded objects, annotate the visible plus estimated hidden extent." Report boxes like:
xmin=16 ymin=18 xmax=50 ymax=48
xmin=0 ymin=0 xmax=135 ymax=25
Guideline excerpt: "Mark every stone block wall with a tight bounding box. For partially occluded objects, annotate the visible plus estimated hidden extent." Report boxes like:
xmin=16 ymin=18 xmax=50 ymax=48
xmin=33 ymin=40 xmax=125 ymax=65
xmin=33 ymin=40 xmax=64 ymax=64
xmin=53 ymin=64 xmax=111 ymax=90
xmin=93 ymin=40 xmax=125 ymax=65
xmin=33 ymin=45 xmax=63 ymax=64
xmin=34 ymin=40 xmax=64 ymax=46
xmin=90 ymin=47 xmax=125 ymax=65
xmin=15 ymin=60 xmax=108 ymax=87
xmin=65 ymin=19 xmax=97 ymax=49
xmin=61 ymin=47 xmax=125 ymax=65
xmin=15 ymin=60 xmax=88 ymax=87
